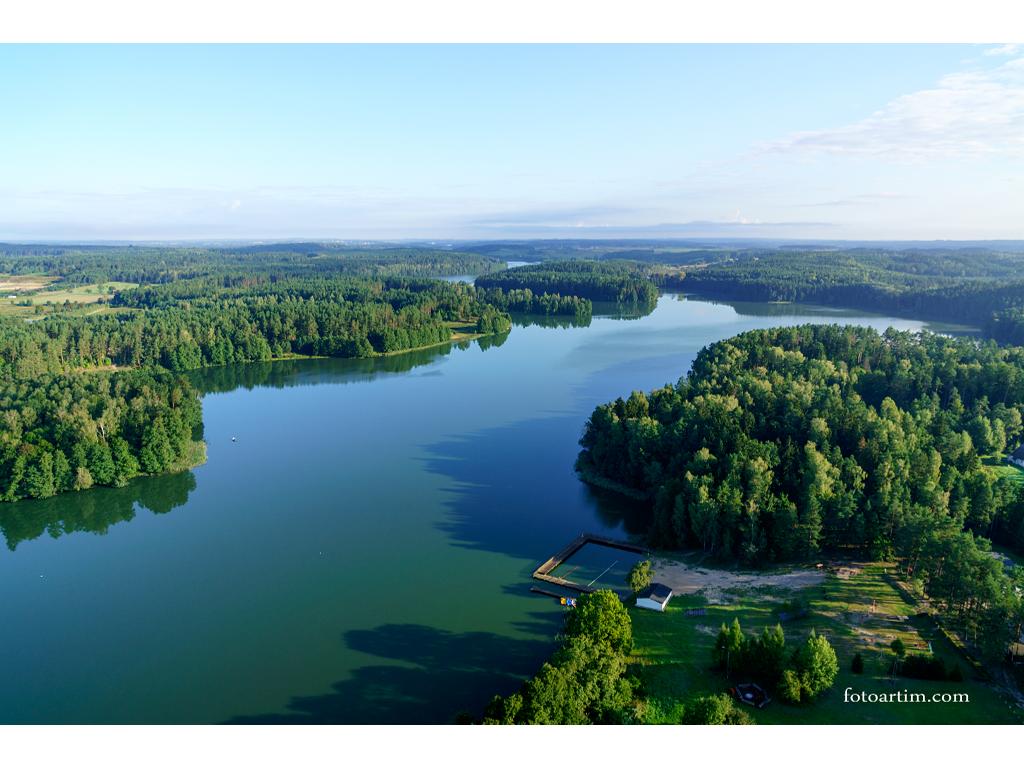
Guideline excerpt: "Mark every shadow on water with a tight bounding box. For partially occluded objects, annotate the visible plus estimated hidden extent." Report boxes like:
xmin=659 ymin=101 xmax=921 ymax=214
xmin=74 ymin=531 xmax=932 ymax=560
xmin=422 ymin=413 xmax=651 ymax=563
xmin=223 ymin=622 xmax=559 ymax=724
xmin=0 ymin=471 xmax=197 ymax=551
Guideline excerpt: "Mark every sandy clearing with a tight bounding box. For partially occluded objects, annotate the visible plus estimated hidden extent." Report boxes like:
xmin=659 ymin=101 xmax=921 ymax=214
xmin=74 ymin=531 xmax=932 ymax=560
xmin=651 ymin=557 xmax=826 ymax=602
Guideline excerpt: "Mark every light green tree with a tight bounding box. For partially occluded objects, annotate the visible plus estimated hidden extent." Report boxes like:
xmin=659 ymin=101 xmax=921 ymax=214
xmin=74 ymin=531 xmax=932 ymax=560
xmin=626 ymin=560 xmax=653 ymax=595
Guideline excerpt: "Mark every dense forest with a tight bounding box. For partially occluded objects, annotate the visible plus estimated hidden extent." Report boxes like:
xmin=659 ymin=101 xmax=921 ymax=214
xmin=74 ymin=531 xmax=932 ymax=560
xmin=0 ymin=243 xmax=504 ymax=285
xmin=476 ymin=261 xmax=659 ymax=305
xmin=476 ymin=286 xmax=592 ymax=321
xmin=577 ymin=326 xmax=1024 ymax=660
xmin=0 ymin=369 xmax=203 ymax=502
xmin=1 ymin=278 xmax=514 ymax=380
xmin=988 ymin=308 xmax=1024 ymax=346
xmin=667 ymin=249 xmax=1024 ymax=328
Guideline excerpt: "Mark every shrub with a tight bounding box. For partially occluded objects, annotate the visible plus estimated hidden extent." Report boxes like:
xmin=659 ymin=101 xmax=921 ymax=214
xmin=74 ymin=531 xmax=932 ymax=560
xmin=851 ymin=652 xmax=864 ymax=674
xmin=681 ymin=694 xmax=753 ymax=725
xmin=778 ymin=669 xmax=802 ymax=704
xmin=900 ymin=654 xmax=947 ymax=681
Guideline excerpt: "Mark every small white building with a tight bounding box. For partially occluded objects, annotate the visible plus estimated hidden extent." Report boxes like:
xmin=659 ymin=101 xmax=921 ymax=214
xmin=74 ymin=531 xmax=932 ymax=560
xmin=1008 ymin=444 xmax=1024 ymax=470
xmin=635 ymin=582 xmax=673 ymax=612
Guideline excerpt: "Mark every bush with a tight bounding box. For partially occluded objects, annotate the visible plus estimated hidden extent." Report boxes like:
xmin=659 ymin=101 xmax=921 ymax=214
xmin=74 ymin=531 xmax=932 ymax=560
xmin=778 ymin=669 xmax=802 ymax=704
xmin=899 ymin=654 xmax=947 ymax=681
xmin=680 ymin=694 xmax=753 ymax=725
xmin=851 ymin=652 xmax=864 ymax=674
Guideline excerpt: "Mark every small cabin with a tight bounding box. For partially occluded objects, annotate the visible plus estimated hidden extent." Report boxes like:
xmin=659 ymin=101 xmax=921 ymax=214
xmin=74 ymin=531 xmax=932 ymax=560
xmin=635 ymin=582 xmax=673 ymax=612
xmin=1008 ymin=444 xmax=1024 ymax=470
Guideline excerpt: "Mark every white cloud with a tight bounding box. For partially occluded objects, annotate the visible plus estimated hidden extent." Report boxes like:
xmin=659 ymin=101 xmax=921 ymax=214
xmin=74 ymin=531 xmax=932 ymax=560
xmin=762 ymin=57 xmax=1024 ymax=160
xmin=984 ymin=44 xmax=1020 ymax=57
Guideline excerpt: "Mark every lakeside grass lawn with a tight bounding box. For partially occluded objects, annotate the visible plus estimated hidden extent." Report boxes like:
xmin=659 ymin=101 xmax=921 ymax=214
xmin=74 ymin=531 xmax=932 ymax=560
xmin=628 ymin=562 xmax=1023 ymax=724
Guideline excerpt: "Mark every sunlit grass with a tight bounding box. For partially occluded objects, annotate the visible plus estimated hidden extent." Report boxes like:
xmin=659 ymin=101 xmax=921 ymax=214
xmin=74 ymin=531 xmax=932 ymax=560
xmin=628 ymin=562 xmax=1023 ymax=724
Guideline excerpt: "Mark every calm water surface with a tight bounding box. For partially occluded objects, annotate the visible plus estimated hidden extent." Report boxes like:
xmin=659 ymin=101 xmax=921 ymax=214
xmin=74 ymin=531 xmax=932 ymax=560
xmin=0 ymin=296 xmax=943 ymax=723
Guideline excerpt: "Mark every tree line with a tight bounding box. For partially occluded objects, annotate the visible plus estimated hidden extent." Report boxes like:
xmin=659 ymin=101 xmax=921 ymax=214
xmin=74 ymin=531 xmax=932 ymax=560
xmin=675 ymin=249 xmax=1024 ymax=329
xmin=476 ymin=260 xmax=659 ymax=305
xmin=0 ymin=243 xmax=504 ymax=286
xmin=1 ymin=278 xmax=514 ymax=380
xmin=476 ymin=286 xmax=592 ymax=320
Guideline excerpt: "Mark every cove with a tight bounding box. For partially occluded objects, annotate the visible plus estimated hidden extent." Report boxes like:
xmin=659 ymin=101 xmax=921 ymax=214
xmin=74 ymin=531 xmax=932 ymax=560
xmin=0 ymin=295 xmax=950 ymax=724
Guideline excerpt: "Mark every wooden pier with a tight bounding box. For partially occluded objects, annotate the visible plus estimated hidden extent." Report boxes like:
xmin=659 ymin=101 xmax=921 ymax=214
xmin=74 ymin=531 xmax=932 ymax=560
xmin=531 ymin=532 xmax=646 ymax=595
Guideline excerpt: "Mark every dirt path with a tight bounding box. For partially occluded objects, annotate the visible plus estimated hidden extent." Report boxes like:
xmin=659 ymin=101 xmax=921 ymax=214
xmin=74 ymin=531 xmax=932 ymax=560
xmin=651 ymin=557 xmax=825 ymax=602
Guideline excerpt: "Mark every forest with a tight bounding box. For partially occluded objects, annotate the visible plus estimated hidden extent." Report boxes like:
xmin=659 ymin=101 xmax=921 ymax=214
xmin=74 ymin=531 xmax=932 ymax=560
xmin=1 ymin=278 xmax=512 ymax=380
xmin=0 ymin=243 xmax=504 ymax=285
xmin=577 ymin=325 xmax=1024 ymax=661
xmin=475 ymin=260 xmax=659 ymax=305
xmin=677 ymin=251 xmax=1024 ymax=327
xmin=0 ymin=368 xmax=203 ymax=503
xmin=466 ymin=242 xmax=1024 ymax=335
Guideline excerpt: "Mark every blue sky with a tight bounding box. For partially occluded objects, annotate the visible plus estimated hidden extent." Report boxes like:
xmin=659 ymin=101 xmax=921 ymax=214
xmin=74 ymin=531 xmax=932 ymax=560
xmin=0 ymin=44 xmax=1021 ymax=241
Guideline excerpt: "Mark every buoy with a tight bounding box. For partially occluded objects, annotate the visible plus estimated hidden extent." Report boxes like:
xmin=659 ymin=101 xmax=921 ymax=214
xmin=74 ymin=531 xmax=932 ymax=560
xmin=231 ymin=436 xmax=237 ymax=442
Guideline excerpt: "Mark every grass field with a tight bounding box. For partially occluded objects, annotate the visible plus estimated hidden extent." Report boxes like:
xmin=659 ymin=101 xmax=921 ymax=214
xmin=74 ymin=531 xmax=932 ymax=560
xmin=628 ymin=561 xmax=1023 ymax=724
xmin=0 ymin=280 xmax=139 ymax=317
xmin=0 ymin=274 xmax=58 ymax=292
xmin=988 ymin=458 xmax=1024 ymax=487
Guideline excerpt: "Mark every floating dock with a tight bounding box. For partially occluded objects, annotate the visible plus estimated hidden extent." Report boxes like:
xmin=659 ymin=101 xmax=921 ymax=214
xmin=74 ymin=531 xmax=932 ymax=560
xmin=532 ymin=532 xmax=646 ymax=594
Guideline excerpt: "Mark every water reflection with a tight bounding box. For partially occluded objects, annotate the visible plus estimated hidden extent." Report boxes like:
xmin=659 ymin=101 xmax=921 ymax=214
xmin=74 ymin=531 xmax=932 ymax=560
xmin=512 ymin=313 xmax=591 ymax=330
xmin=0 ymin=471 xmax=197 ymax=551
xmin=681 ymin=292 xmax=980 ymax=335
xmin=591 ymin=299 xmax=658 ymax=321
xmin=189 ymin=343 xmax=457 ymax=394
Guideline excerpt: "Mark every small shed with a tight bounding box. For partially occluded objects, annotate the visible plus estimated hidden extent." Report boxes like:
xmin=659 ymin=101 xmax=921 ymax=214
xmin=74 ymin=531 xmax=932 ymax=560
xmin=635 ymin=582 xmax=673 ymax=612
xmin=1008 ymin=444 xmax=1024 ymax=469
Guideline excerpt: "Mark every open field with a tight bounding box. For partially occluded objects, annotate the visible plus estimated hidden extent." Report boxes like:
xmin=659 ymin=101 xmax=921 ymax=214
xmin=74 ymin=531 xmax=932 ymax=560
xmin=0 ymin=274 xmax=58 ymax=292
xmin=649 ymin=554 xmax=826 ymax=602
xmin=628 ymin=561 xmax=1023 ymax=724
xmin=0 ymin=280 xmax=139 ymax=317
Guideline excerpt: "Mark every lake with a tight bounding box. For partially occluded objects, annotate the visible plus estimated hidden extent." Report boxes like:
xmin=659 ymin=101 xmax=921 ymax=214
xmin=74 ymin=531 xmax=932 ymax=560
xmin=0 ymin=295 xmax=946 ymax=723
